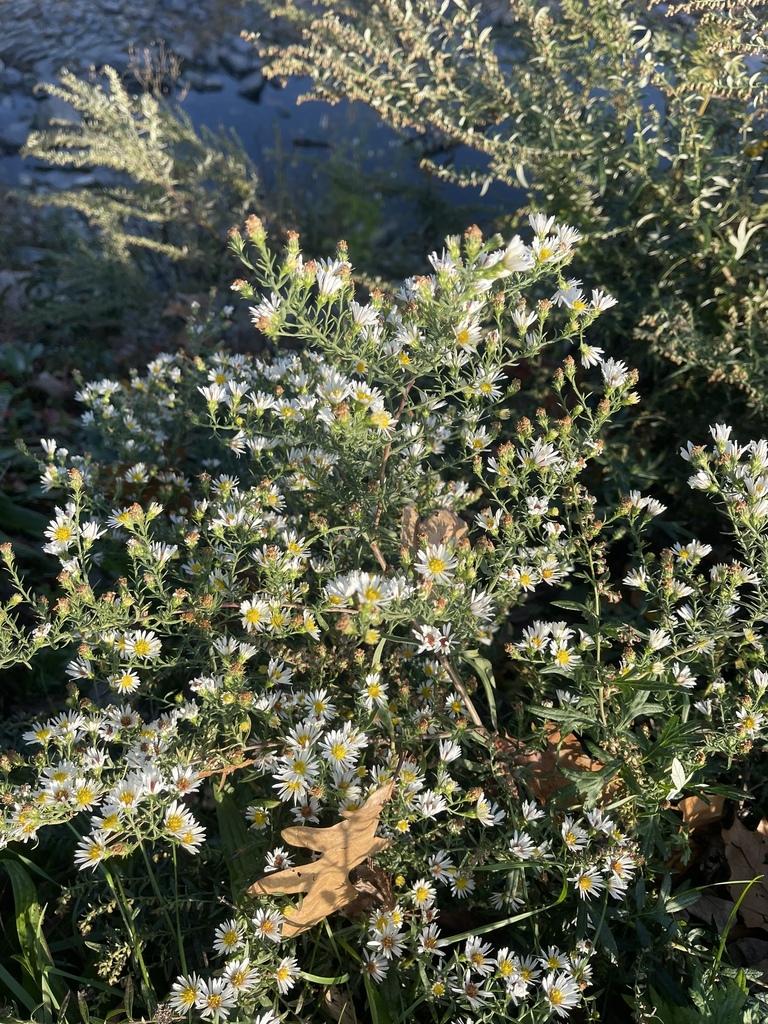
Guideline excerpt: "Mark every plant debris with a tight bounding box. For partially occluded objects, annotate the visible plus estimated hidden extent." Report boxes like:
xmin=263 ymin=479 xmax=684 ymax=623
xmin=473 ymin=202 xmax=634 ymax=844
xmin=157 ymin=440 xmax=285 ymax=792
xmin=248 ymin=784 xmax=394 ymax=937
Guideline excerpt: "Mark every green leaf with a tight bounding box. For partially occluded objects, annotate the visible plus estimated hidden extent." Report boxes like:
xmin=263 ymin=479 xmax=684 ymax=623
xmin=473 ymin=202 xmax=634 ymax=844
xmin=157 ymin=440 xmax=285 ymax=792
xmin=461 ymin=649 xmax=497 ymax=729
xmin=0 ymin=960 xmax=37 ymax=1013
xmin=77 ymin=989 xmax=91 ymax=1024
xmin=670 ymin=757 xmax=688 ymax=796
xmin=0 ymin=858 xmax=67 ymax=1019
xmin=364 ymin=976 xmax=393 ymax=1024
xmin=550 ymin=599 xmax=589 ymax=613
xmin=0 ymin=493 xmax=49 ymax=535
xmin=214 ymin=790 xmax=263 ymax=895
xmin=299 ymin=971 xmax=350 ymax=985
xmin=665 ymin=887 xmax=703 ymax=914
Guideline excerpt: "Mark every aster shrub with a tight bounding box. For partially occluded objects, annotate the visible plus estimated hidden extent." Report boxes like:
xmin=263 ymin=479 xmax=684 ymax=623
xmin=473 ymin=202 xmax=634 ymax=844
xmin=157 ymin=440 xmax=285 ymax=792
xmin=257 ymin=0 xmax=768 ymax=493
xmin=1 ymin=217 xmax=766 ymax=1022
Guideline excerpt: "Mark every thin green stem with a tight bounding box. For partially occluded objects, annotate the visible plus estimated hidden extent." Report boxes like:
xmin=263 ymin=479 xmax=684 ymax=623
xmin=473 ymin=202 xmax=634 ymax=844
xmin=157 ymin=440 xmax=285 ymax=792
xmin=172 ymin=846 xmax=188 ymax=975
xmin=104 ymin=865 xmax=155 ymax=997
xmin=135 ymin=832 xmax=186 ymax=974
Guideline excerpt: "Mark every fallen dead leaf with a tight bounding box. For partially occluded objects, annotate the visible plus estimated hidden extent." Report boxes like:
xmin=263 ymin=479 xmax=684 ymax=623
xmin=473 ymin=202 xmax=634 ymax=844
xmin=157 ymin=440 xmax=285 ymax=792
xmin=678 ymin=794 xmax=725 ymax=830
xmin=400 ymin=507 xmax=468 ymax=550
xmin=323 ymin=986 xmax=359 ymax=1024
xmin=342 ymin=859 xmax=396 ymax=920
xmin=687 ymin=892 xmax=733 ymax=932
xmin=248 ymin=784 xmax=394 ymax=937
xmin=400 ymin=506 xmax=420 ymax=550
xmin=495 ymin=728 xmax=605 ymax=804
xmin=728 ymin=937 xmax=768 ymax=977
xmin=723 ymin=816 xmax=768 ymax=930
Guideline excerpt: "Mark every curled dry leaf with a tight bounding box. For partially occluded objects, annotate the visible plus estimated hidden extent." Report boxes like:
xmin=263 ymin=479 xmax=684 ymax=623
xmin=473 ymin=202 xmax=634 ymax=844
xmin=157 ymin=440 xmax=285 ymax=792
xmin=723 ymin=816 xmax=768 ymax=930
xmin=686 ymin=892 xmax=734 ymax=932
xmin=494 ymin=727 xmax=604 ymax=804
xmin=400 ymin=506 xmax=468 ymax=550
xmin=677 ymin=794 xmax=725 ymax=830
xmin=323 ymin=987 xmax=359 ymax=1024
xmin=248 ymin=784 xmax=394 ymax=937
xmin=342 ymin=859 xmax=396 ymax=920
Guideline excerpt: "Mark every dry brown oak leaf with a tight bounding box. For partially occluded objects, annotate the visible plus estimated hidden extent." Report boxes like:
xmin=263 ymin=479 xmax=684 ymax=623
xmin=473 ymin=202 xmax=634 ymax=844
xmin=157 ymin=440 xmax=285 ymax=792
xmin=248 ymin=784 xmax=394 ymax=937
xmin=400 ymin=506 xmax=468 ymax=550
xmin=723 ymin=816 xmax=768 ymax=930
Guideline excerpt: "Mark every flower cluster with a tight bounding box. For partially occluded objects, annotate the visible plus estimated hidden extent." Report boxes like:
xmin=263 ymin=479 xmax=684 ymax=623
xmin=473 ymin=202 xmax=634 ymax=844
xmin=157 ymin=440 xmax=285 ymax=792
xmin=1 ymin=220 xmax=763 ymax=1021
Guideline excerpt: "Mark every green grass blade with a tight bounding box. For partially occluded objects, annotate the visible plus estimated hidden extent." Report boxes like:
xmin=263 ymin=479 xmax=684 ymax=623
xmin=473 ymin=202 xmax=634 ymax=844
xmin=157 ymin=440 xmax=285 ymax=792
xmin=0 ymin=858 xmax=67 ymax=1011
xmin=214 ymin=789 xmax=265 ymax=895
xmin=0 ymin=960 xmax=37 ymax=1012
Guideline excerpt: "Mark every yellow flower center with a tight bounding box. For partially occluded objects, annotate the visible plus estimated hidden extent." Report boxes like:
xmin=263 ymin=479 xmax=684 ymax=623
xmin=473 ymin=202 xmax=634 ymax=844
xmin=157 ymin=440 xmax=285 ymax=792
xmin=370 ymin=410 xmax=392 ymax=429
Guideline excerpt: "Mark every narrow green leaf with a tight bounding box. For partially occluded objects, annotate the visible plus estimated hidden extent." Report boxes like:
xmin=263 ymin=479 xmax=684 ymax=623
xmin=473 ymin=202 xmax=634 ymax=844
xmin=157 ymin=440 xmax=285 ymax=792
xmin=214 ymin=790 xmax=263 ymax=895
xmin=364 ymin=976 xmax=393 ymax=1024
xmin=77 ymin=989 xmax=91 ymax=1024
xmin=0 ymin=960 xmax=37 ymax=1012
xmin=299 ymin=971 xmax=350 ymax=985
xmin=0 ymin=858 xmax=65 ymax=1007
xmin=550 ymin=599 xmax=589 ymax=612
xmin=461 ymin=650 xmax=497 ymax=729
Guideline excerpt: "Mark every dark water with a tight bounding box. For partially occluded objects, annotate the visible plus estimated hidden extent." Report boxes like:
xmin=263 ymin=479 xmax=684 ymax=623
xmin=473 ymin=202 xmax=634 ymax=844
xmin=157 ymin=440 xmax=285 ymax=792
xmin=182 ymin=74 xmax=523 ymax=274
xmin=0 ymin=67 xmax=523 ymax=278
